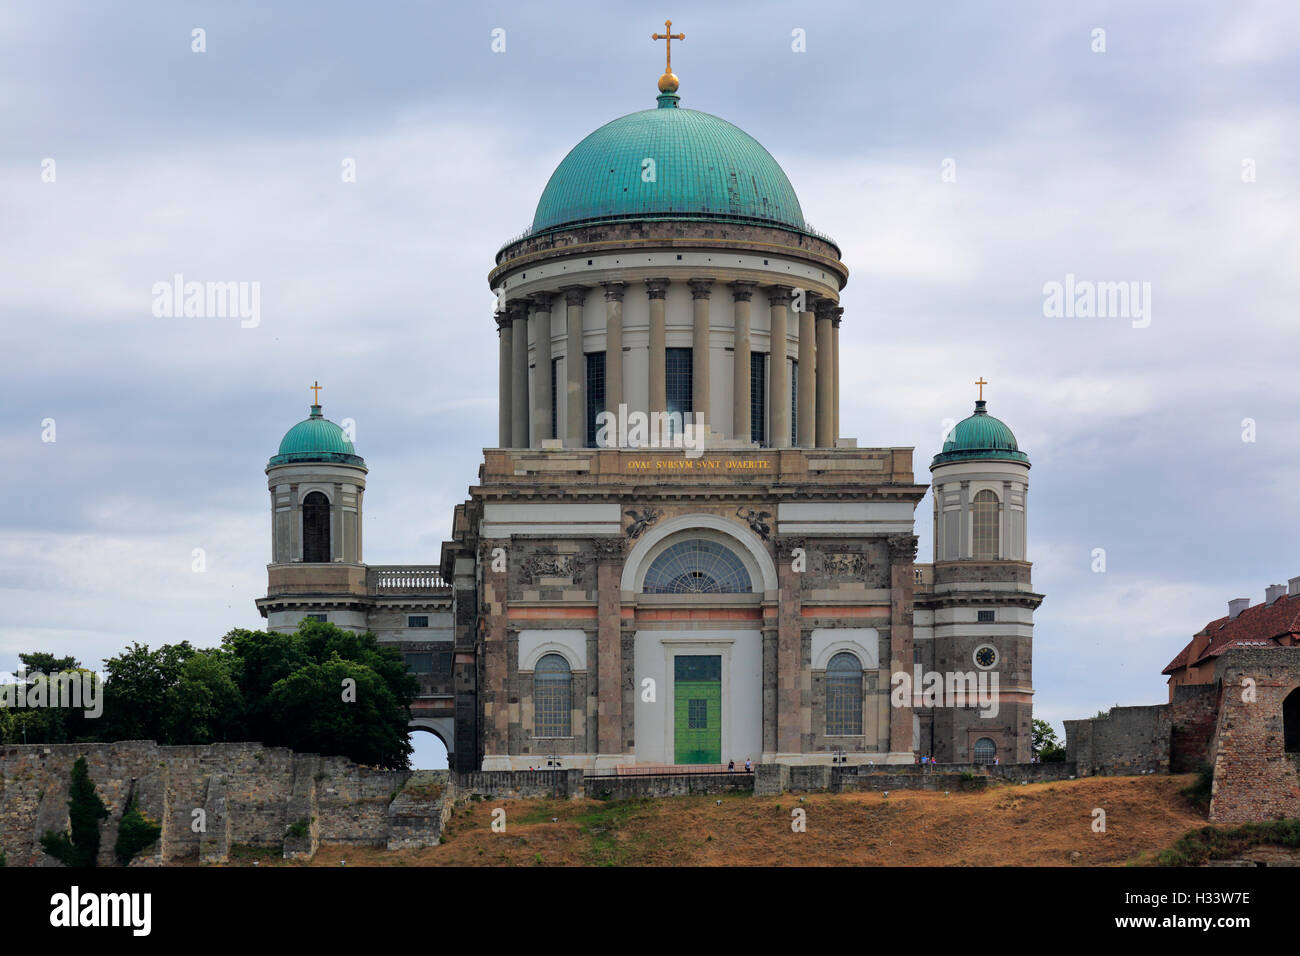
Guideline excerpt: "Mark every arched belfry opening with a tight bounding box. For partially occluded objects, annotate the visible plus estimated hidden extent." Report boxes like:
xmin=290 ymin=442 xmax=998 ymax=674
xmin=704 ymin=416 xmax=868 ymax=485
xmin=302 ymin=491 xmax=330 ymax=562
xmin=1284 ymin=688 xmax=1300 ymax=753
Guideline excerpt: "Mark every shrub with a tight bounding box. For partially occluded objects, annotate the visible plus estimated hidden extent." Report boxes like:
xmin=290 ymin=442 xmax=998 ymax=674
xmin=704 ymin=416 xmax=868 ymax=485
xmin=114 ymin=798 xmax=162 ymax=866
xmin=1180 ymin=762 xmax=1214 ymax=812
xmin=40 ymin=756 xmax=108 ymax=867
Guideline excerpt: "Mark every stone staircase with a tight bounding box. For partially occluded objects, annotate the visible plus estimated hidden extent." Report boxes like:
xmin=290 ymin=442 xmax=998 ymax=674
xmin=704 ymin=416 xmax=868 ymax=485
xmin=386 ymin=771 xmax=451 ymax=850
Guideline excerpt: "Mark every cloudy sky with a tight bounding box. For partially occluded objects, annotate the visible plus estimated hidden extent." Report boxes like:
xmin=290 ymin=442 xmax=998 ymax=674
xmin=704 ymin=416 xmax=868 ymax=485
xmin=2 ymin=0 xmax=1297 ymax=765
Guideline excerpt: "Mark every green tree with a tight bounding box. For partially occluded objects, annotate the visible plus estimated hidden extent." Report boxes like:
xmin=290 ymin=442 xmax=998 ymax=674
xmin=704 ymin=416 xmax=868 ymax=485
xmin=1032 ymin=718 xmax=1067 ymax=762
xmin=224 ymin=622 xmax=416 ymax=766
xmin=40 ymin=756 xmax=108 ymax=866
xmin=266 ymin=653 xmax=414 ymax=768
xmin=1 ymin=655 xmax=100 ymax=744
xmin=19 ymin=652 xmax=81 ymax=674
xmin=163 ymin=649 xmax=244 ymax=744
xmin=100 ymin=642 xmax=195 ymax=741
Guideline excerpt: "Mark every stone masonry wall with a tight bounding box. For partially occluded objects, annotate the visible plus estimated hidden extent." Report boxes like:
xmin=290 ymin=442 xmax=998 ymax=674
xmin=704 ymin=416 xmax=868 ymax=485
xmin=1169 ymin=683 xmax=1220 ymax=773
xmin=1066 ymin=705 xmax=1171 ymax=777
xmin=0 ymin=741 xmax=409 ymax=866
xmin=1208 ymin=649 xmax=1300 ymax=824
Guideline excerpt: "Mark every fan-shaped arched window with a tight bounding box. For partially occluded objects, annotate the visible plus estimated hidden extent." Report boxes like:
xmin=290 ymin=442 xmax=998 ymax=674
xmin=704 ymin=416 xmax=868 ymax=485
xmin=972 ymin=490 xmax=999 ymax=559
xmin=643 ymin=539 xmax=753 ymax=594
xmin=973 ymin=737 xmax=997 ymax=765
xmin=533 ymin=654 xmax=572 ymax=738
xmin=826 ymin=652 xmax=863 ymax=736
xmin=302 ymin=492 xmax=331 ymax=563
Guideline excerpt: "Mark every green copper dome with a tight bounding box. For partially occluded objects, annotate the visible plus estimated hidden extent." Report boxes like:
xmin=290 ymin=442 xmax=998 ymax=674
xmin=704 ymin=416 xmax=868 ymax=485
xmin=931 ymin=401 xmax=1029 ymax=468
xmin=269 ymin=405 xmax=365 ymax=467
xmin=530 ymin=92 xmax=809 ymax=236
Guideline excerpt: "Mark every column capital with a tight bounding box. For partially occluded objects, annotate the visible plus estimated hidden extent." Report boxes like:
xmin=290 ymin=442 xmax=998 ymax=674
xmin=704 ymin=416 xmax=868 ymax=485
xmin=600 ymin=281 xmax=628 ymax=302
xmin=644 ymin=277 xmax=671 ymax=300
xmin=830 ymin=306 xmax=844 ymax=327
xmin=887 ymin=534 xmax=919 ymax=563
xmin=687 ymin=277 xmax=715 ymax=299
xmin=728 ymin=280 xmax=758 ymax=302
xmin=560 ymin=284 xmax=589 ymax=307
xmin=814 ymin=297 xmax=837 ymax=319
xmin=766 ymin=285 xmax=794 ymax=307
xmin=507 ymin=298 xmax=531 ymax=319
xmin=774 ymin=535 xmax=806 ymax=561
xmin=494 ymin=312 xmax=513 ymax=332
xmin=528 ymin=291 xmax=556 ymax=311
xmin=592 ymin=537 xmax=627 ymax=560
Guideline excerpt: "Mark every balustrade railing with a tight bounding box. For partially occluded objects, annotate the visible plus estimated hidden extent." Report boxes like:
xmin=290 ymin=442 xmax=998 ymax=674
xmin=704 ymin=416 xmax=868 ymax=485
xmin=366 ymin=566 xmax=448 ymax=592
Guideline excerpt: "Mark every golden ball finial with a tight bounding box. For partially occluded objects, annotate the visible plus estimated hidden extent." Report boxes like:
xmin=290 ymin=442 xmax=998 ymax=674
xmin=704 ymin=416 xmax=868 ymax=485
xmin=658 ymin=71 xmax=679 ymax=93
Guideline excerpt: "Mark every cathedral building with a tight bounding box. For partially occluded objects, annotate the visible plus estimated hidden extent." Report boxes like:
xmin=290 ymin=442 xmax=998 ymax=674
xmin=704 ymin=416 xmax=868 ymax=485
xmin=257 ymin=39 xmax=1042 ymax=772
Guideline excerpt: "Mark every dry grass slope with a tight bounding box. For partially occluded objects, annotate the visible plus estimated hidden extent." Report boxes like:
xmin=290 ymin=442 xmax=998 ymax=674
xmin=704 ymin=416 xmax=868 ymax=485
xmin=216 ymin=774 xmax=1213 ymax=867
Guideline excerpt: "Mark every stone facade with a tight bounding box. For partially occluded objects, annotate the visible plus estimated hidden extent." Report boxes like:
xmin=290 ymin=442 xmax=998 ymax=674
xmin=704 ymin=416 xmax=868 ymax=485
xmin=1207 ymin=649 xmax=1300 ymax=823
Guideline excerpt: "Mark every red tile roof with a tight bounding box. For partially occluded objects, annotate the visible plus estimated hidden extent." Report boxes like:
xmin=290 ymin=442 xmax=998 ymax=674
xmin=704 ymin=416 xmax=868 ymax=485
xmin=1163 ymin=591 xmax=1300 ymax=674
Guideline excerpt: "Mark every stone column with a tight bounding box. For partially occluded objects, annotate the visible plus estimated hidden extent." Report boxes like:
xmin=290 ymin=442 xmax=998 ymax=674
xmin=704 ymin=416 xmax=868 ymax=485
xmin=959 ymin=480 xmax=970 ymax=558
xmin=767 ymin=286 xmax=792 ymax=449
xmin=510 ymin=300 xmax=529 ymax=448
xmin=561 ymin=285 xmax=588 ymax=447
xmin=775 ymin=536 xmax=805 ymax=754
xmin=601 ymin=282 xmax=626 ymax=440
xmin=815 ymin=300 xmax=834 ymax=448
xmin=594 ymin=537 xmax=626 ymax=760
xmin=530 ymin=292 xmax=555 ymax=446
xmin=797 ymin=300 xmax=817 ymax=448
xmin=497 ymin=312 xmax=512 ymax=447
xmin=645 ymin=278 xmax=669 ymax=417
xmin=730 ymin=281 xmax=756 ymax=442
xmin=688 ymin=278 xmax=713 ymax=435
xmin=831 ymin=308 xmax=842 ymax=444
xmin=481 ymin=538 xmax=511 ymax=761
xmin=887 ymin=535 xmax=919 ymax=757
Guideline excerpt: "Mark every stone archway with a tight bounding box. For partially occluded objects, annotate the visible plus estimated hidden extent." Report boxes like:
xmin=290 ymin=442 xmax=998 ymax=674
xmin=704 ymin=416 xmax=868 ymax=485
xmin=408 ymin=718 xmax=455 ymax=769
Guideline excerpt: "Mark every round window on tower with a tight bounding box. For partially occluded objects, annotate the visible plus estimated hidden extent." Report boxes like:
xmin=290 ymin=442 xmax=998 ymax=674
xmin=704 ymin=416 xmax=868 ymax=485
xmin=973 ymin=644 xmax=998 ymax=670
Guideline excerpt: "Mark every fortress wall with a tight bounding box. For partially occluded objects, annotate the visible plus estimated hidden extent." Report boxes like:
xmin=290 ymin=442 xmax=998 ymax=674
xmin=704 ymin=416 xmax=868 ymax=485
xmin=0 ymin=741 xmax=409 ymax=866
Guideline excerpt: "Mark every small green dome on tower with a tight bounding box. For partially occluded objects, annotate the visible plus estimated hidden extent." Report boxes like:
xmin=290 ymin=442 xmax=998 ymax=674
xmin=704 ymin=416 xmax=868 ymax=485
xmin=931 ymin=401 xmax=1029 ymax=468
xmin=528 ymin=84 xmax=817 ymax=240
xmin=269 ymin=404 xmax=364 ymax=468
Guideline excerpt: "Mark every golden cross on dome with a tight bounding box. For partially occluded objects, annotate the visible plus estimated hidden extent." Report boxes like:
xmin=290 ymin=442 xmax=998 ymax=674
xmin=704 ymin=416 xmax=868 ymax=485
xmin=975 ymin=377 xmax=988 ymax=401
xmin=652 ymin=19 xmax=685 ymax=74
xmin=310 ymin=381 xmax=322 ymax=404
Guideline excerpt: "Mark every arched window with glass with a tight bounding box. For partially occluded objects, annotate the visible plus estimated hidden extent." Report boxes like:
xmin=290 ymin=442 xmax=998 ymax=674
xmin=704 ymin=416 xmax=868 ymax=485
xmin=973 ymin=737 xmax=997 ymax=765
xmin=825 ymin=652 xmax=863 ymax=736
xmin=643 ymin=539 xmax=753 ymax=594
xmin=972 ymin=490 xmax=999 ymax=559
xmin=533 ymin=654 xmax=572 ymax=738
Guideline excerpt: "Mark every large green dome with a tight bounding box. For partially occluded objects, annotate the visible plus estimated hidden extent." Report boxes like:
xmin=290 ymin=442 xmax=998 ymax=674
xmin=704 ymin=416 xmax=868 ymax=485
xmin=931 ymin=401 xmax=1029 ymax=467
xmin=530 ymin=93 xmax=809 ymax=236
xmin=269 ymin=405 xmax=364 ymax=467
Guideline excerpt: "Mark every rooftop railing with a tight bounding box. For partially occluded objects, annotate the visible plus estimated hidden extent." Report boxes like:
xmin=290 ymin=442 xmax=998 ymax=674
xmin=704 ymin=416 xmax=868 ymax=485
xmin=366 ymin=565 xmax=449 ymax=593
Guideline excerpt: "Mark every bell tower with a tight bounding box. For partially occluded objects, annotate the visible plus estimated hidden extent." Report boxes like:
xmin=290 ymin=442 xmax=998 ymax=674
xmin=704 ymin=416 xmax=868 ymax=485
xmin=916 ymin=381 xmax=1042 ymax=764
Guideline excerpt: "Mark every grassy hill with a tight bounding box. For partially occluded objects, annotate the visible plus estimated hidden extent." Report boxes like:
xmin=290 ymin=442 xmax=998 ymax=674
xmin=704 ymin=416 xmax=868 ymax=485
xmin=227 ymin=773 xmax=1231 ymax=867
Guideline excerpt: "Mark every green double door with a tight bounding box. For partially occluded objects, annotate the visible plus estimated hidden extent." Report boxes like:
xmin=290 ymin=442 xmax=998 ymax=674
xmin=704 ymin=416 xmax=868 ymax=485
xmin=673 ymin=655 xmax=722 ymax=764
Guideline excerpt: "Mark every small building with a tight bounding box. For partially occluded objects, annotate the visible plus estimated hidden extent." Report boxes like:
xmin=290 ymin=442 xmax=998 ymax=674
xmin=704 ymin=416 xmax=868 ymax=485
xmin=1162 ymin=579 xmax=1300 ymax=698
